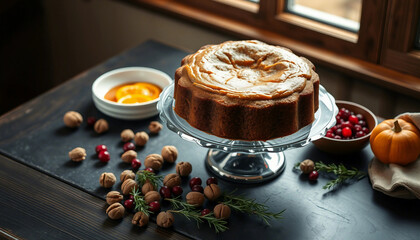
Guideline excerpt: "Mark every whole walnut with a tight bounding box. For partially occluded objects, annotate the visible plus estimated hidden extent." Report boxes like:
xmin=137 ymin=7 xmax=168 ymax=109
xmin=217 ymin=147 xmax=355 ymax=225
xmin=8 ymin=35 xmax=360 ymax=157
xmin=121 ymin=150 xmax=137 ymax=163
xmin=99 ymin=172 xmax=116 ymax=188
xmin=144 ymin=190 xmax=161 ymax=204
xmin=120 ymin=170 xmax=136 ymax=182
xmin=156 ymin=211 xmax=174 ymax=228
xmin=300 ymin=159 xmax=315 ymax=174
xmin=68 ymin=147 xmax=86 ymax=162
xmin=120 ymin=129 xmax=135 ymax=142
xmin=163 ymin=173 xmax=181 ymax=188
xmin=121 ymin=179 xmax=139 ymax=195
xmin=141 ymin=181 xmax=155 ymax=195
xmin=204 ymin=184 xmax=221 ymax=201
xmin=186 ymin=192 xmax=204 ymax=207
xmin=144 ymin=154 xmax=164 ymax=171
xmin=132 ymin=211 xmax=149 ymax=227
xmin=161 ymin=146 xmax=178 ymax=163
xmin=106 ymin=191 xmax=123 ymax=205
xmin=148 ymin=121 xmax=163 ymax=134
xmin=134 ymin=131 xmax=149 ymax=146
xmin=94 ymin=118 xmax=109 ymax=134
xmin=106 ymin=202 xmax=125 ymax=220
xmin=214 ymin=203 xmax=231 ymax=219
xmin=176 ymin=162 xmax=192 ymax=177
xmin=63 ymin=111 xmax=83 ymax=128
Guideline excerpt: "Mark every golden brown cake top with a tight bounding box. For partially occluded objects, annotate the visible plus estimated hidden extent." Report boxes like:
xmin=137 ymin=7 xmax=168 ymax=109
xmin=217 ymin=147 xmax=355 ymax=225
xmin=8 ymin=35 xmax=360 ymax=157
xmin=183 ymin=40 xmax=312 ymax=100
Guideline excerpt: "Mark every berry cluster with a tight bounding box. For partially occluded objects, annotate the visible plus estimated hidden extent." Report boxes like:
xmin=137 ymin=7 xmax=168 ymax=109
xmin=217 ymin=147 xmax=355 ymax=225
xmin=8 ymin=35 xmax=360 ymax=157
xmin=326 ymin=107 xmax=369 ymax=140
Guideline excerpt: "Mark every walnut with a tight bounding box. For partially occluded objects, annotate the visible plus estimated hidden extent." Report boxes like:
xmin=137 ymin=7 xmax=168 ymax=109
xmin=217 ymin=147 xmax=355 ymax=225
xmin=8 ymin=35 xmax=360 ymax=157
xmin=121 ymin=150 xmax=137 ymax=163
xmin=163 ymin=173 xmax=181 ymax=188
xmin=132 ymin=211 xmax=149 ymax=227
xmin=134 ymin=131 xmax=149 ymax=146
xmin=68 ymin=147 xmax=86 ymax=162
xmin=156 ymin=211 xmax=174 ymax=228
xmin=144 ymin=154 xmax=164 ymax=170
xmin=204 ymin=184 xmax=221 ymax=201
xmin=141 ymin=181 xmax=155 ymax=195
xmin=99 ymin=172 xmax=116 ymax=188
xmin=121 ymin=179 xmax=139 ymax=195
xmin=63 ymin=111 xmax=83 ymax=128
xmin=148 ymin=121 xmax=163 ymax=134
xmin=144 ymin=191 xmax=161 ymax=204
xmin=186 ymin=192 xmax=204 ymax=207
xmin=300 ymin=159 xmax=315 ymax=174
xmin=94 ymin=118 xmax=109 ymax=134
xmin=106 ymin=191 xmax=123 ymax=205
xmin=214 ymin=203 xmax=231 ymax=219
xmin=176 ymin=161 xmax=192 ymax=177
xmin=106 ymin=202 xmax=125 ymax=220
xmin=120 ymin=170 xmax=135 ymax=182
xmin=161 ymin=146 xmax=178 ymax=163
xmin=120 ymin=129 xmax=134 ymax=142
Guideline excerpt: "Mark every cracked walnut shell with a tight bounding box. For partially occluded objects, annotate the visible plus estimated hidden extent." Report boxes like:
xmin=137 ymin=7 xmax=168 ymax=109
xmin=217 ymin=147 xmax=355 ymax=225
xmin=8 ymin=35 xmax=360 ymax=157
xmin=144 ymin=191 xmax=161 ymax=204
xmin=176 ymin=162 xmax=192 ymax=177
xmin=120 ymin=170 xmax=135 ymax=182
xmin=94 ymin=118 xmax=109 ymax=134
xmin=68 ymin=147 xmax=86 ymax=162
xmin=63 ymin=111 xmax=83 ymax=128
xmin=157 ymin=211 xmax=174 ymax=228
xmin=204 ymin=184 xmax=221 ymax=201
xmin=106 ymin=202 xmax=125 ymax=220
xmin=121 ymin=150 xmax=137 ymax=163
xmin=214 ymin=203 xmax=231 ymax=219
xmin=163 ymin=173 xmax=181 ymax=188
xmin=132 ymin=211 xmax=149 ymax=227
xmin=121 ymin=179 xmax=139 ymax=195
xmin=106 ymin=191 xmax=123 ymax=205
xmin=134 ymin=131 xmax=149 ymax=146
xmin=186 ymin=192 xmax=204 ymax=207
xmin=144 ymin=154 xmax=164 ymax=170
xmin=120 ymin=129 xmax=135 ymax=142
xmin=99 ymin=172 xmax=116 ymax=188
xmin=148 ymin=121 xmax=163 ymax=134
xmin=161 ymin=145 xmax=178 ymax=163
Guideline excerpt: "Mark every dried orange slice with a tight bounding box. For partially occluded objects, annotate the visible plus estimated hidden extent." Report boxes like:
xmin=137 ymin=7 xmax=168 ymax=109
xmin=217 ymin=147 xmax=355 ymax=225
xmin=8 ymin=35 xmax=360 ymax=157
xmin=117 ymin=94 xmax=154 ymax=104
xmin=115 ymin=83 xmax=161 ymax=102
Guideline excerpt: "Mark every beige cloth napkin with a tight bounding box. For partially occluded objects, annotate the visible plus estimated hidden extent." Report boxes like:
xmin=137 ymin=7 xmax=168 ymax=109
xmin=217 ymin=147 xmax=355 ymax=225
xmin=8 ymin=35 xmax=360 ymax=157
xmin=368 ymin=112 xmax=420 ymax=199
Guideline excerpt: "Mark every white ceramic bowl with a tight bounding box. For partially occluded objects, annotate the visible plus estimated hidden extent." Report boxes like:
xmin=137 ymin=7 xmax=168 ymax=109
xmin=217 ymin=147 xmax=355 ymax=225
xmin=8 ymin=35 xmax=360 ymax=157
xmin=92 ymin=67 xmax=172 ymax=120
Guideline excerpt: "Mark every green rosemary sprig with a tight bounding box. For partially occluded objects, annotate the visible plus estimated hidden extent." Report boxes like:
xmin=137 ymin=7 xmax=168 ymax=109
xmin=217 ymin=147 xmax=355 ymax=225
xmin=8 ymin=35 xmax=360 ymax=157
xmin=136 ymin=170 xmax=163 ymax=190
xmin=222 ymin=192 xmax=285 ymax=226
xmin=131 ymin=188 xmax=152 ymax=216
xmin=314 ymin=161 xmax=366 ymax=189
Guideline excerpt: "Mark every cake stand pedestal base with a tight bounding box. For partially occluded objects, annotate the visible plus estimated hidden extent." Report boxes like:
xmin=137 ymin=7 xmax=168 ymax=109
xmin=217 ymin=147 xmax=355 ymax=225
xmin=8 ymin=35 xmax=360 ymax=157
xmin=205 ymin=150 xmax=286 ymax=183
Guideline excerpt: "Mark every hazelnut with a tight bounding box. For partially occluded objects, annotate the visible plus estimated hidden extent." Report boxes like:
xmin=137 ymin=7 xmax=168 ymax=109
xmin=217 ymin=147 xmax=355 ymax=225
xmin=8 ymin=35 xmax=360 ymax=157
xmin=132 ymin=211 xmax=149 ymax=227
xmin=106 ymin=191 xmax=123 ymax=205
xmin=120 ymin=129 xmax=135 ymax=142
xmin=68 ymin=147 xmax=86 ymax=162
xmin=144 ymin=191 xmax=161 ymax=204
xmin=121 ymin=179 xmax=139 ymax=195
xmin=204 ymin=184 xmax=221 ymax=201
xmin=134 ymin=131 xmax=149 ymax=146
xmin=176 ymin=161 xmax=192 ymax=177
xmin=144 ymin=154 xmax=164 ymax=171
xmin=106 ymin=202 xmax=125 ymax=220
xmin=63 ymin=111 xmax=83 ymax=128
xmin=156 ymin=211 xmax=174 ymax=228
xmin=214 ymin=203 xmax=231 ymax=219
xmin=141 ymin=181 xmax=155 ymax=195
xmin=120 ymin=170 xmax=135 ymax=182
xmin=186 ymin=192 xmax=204 ymax=207
xmin=163 ymin=173 xmax=181 ymax=188
xmin=121 ymin=150 xmax=137 ymax=163
xmin=300 ymin=159 xmax=315 ymax=174
xmin=99 ymin=172 xmax=116 ymax=188
xmin=161 ymin=145 xmax=178 ymax=163
xmin=94 ymin=118 xmax=109 ymax=134
xmin=148 ymin=121 xmax=163 ymax=134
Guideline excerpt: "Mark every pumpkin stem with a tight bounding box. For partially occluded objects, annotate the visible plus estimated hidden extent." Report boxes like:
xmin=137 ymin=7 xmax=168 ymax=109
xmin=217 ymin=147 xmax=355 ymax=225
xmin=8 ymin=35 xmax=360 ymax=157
xmin=393 ymin=120 xmax=402 ymax=133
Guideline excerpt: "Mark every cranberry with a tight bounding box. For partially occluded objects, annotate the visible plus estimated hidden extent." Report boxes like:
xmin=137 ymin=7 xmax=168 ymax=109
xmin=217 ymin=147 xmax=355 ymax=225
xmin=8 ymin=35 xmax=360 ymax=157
xmin=148 ymin=201 xmax=160 ymax=213
xmin=358 ymin=120 xmax=367 ymax=127
xmin=338 ymin=108 xmax=350 ymax=120
xmin=341 ymin=121 xmax=354 ymax=130
xmin=336 ymin=118 xmax=344 ymax=125
xmin=191 ymin=185 xmax=204 ymax=193
xmin=309 ymin=170 xmax=319 ymax=181
xmin=206 ymin=177 xmax=218 ymax=185
xmin=342 ymin=127 xmax=352 ymax=138
xmin=356 ymin=113 xmax=364 ymax=120
xmin=87 ymin=117 xmax=97 ymax=126
xmin=123 ymin=142 xmax=135 ymax=152
xmin=124 ymin=199 xmax=134 ymax=211
xmin=98 ymin=150 xmax=110 ymax=162
xmin=354 ymin=124 xmax=362 ymax=132
xmin=171 ymin=186 xmax=183 ymax=197
xmin=335 ymin=128 xmax=342 ymax=136
xmin=144 ymin=168 xmax=154 ymax=174
xmin=129 ymin=194 xmax=135 ymax=200
xmin=131 ymin=159 xmax=142 ymax=171
xmin=334 ymin=135 xmax=342 ymax=139
xmin=362 ymin=127 xmax=370 ymax=134
xmin=348 ymin=115 xmax=359 ymax=125
xmin=356 ymin=131 xmax=366 ymax=138
xmin=325 ymin=132 xmax=334 ymax=138
xmin=189 ymin=177 xmax=202 ymax=189
xmin=201 ymin=209 xmax=211 ymax=216
xmin=95 ymin=144 xmax=107 ymax=154
xmin=160 ymin=186 xmax=172 ymax=198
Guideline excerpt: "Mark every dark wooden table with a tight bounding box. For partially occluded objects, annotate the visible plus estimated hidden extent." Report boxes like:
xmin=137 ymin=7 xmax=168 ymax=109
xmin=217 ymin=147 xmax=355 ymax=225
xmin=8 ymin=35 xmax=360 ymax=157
xmin=1 ymin=40 xmax=419 ymax=240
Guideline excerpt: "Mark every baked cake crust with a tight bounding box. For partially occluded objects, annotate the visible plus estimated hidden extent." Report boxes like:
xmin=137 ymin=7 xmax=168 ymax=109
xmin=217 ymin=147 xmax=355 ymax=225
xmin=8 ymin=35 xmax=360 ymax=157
xmin=174 ymin=40 xmax=319 ymax=141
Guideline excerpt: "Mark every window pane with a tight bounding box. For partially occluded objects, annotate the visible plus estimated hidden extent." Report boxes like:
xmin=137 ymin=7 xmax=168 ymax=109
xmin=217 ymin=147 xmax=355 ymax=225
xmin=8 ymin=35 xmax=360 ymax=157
xmin=286 ymin=0 xmax=362 ymax=32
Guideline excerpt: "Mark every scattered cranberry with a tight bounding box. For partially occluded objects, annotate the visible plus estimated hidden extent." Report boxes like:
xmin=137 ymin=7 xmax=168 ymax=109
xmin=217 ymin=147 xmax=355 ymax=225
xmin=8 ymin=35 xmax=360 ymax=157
xmin=189 ymin=177 xmax=202 ymax=189
xmin=129 ymin=194 xmax=135 ymax=200
xmin=98 ymin=150 xmax=110 ymax=162
xmin=206 ymin=177 xmax=218 ymax=185
xmin=95 ymin=144 xmax=107 ymax=154
xmin=342 ymin=127 xmax=352 ymax=138
xmin=87 ymin=117 xmax=97 ymax=126
xmin=309 ymin=170 xmax=319 ymax=181
xmin=171 ymin=186 xmax=183 ymax=197
xmin=144 ymin=168 xmax=154 ymax=174
xmin=201 ymin=209 xmax=211 ymax=216
xmin=148 ymin=201 xmax=160 ymax=213
xmin=159 ymin=186 xmax=172 ymax=198
xmin=123 ymin=142 xmax=135 ymax=152
xmin=124 ymin=199 xmax=134 ymax=211
xmin=131 ymin=159 xmax=142 ymax=171
xmin=348 ymin=115 xmax=359 ymax=125
xmin=191 ymin=185 xmax=204 ymax=193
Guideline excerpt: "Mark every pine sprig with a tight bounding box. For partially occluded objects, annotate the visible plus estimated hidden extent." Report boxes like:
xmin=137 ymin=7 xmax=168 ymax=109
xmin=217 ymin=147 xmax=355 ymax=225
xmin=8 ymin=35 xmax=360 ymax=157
xmin=136 ymin=170 xmax=163 ymax=190
xmin=131 ymin=188 xmax=152 ymax=216
xmin=314 ymin=161 xmax=366 ymax=189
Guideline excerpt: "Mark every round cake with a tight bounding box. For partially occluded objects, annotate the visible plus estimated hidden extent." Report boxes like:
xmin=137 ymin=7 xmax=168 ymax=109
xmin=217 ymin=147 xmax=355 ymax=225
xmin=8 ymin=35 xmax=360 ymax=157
xmin=174 ymin=40 xmax=319 ymax=141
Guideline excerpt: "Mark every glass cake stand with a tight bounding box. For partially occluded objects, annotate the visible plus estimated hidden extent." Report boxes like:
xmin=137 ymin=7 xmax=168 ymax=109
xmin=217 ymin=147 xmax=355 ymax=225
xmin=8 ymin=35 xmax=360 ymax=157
xmin=158 ymin=84 xmax=337 ymax=183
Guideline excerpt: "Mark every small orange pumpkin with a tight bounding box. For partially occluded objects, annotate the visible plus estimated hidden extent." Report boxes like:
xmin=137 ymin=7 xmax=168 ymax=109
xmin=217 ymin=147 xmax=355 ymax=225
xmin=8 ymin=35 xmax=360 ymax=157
xmin=370 ymin=119 xmax=420 ymax=165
